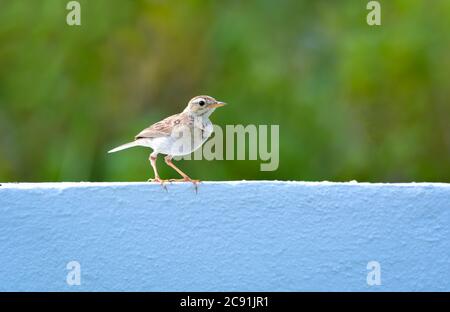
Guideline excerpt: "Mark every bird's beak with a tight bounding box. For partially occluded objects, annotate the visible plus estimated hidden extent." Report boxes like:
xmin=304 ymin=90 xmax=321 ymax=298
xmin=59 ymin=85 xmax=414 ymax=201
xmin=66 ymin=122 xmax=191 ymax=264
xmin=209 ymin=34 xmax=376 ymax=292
xmin=209 ymin=101 xmax=226 ymax=108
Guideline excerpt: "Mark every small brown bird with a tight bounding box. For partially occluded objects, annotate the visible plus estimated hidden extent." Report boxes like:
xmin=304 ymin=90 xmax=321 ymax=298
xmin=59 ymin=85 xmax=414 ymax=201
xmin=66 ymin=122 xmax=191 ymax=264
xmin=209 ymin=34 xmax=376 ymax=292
xmin=108 ymin=95 xmax=226 ymax=184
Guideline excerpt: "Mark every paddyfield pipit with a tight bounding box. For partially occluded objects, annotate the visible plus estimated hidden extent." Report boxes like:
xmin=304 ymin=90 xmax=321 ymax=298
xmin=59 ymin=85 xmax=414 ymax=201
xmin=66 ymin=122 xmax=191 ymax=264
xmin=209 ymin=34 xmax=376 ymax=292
xmin=108 ymin=95 xmax=226 ymax=184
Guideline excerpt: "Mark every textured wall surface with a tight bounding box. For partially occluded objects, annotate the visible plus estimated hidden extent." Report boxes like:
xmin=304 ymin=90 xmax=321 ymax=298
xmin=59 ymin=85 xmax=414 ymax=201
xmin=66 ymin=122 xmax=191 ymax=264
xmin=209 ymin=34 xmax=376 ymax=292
xmin=0 ymin=181 xmax=449 ymax=291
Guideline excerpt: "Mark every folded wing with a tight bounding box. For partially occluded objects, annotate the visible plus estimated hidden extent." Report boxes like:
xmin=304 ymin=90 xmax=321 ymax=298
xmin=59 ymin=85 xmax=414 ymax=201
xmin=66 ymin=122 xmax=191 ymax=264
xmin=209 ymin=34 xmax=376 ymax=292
xmin=135 ymin=113 xmax=181 ymax=139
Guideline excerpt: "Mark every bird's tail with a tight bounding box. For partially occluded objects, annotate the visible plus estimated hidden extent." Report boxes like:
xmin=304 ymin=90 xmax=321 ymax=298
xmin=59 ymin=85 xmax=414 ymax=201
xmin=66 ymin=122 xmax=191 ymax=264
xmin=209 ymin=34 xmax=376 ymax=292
xmin=108 ymin=141 xmax=141 ymax=153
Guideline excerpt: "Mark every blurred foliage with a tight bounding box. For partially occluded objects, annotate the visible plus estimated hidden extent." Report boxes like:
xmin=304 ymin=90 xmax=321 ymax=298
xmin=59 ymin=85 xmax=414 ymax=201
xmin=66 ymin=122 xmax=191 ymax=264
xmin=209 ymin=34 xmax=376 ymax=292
xmin=0 ymin=0 xmax=449 ymax=182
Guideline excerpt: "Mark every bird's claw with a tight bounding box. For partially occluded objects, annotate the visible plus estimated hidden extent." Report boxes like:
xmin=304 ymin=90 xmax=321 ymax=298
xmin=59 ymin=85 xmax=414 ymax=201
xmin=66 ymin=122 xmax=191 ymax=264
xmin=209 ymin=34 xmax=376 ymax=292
xmin=168 ymin=178 xmax=200 ymax=193
xmin=148 ymin=178 xmax=199 ymax=193
xmin=147 ymin=178 xmax=168 ymax=191
xmin=186 ymin=178 xmax=200 ymax=193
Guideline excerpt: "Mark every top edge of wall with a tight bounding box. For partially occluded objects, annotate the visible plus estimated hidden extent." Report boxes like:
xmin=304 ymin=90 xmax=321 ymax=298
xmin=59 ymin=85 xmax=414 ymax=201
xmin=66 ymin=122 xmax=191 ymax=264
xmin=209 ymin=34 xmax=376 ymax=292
xmin=0 ymin=181 xmax=449 ymax=189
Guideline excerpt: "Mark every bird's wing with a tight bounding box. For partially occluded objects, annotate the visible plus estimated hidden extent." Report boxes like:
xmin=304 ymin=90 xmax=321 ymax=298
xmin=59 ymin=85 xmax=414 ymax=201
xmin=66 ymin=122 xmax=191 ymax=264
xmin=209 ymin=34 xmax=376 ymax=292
xmin=135 ymin=113 xmax=185 ymax=140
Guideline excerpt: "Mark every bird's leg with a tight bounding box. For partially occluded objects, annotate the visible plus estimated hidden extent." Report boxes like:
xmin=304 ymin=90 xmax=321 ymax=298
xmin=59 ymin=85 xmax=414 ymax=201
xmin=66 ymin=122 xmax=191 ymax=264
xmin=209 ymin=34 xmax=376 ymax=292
xmin=164 ymin=155 xmax=198 ymax=182
xmin=148 ymin=154 xmax=160 ymax=181
xmin=164 ymin=155 xmax=200 ymax=190
xmin=148 ymin=153 xmax=167 ymax=190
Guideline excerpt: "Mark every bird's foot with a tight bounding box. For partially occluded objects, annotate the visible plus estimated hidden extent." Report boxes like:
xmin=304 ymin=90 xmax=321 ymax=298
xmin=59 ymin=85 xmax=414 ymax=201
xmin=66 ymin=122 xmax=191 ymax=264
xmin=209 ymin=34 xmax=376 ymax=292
xmin=168 ymin=179 xmax=183 ymax=182
xmin=191 ymin=179 xmax=200 ymax=194
xmin=185 ymin=177 xmax=201 ymax=193
xmin=147 ymin=178 xmax=168 ymax=191
xmin=168 ymin=178 xmax=200 ymax=193
xmin=169 ymin=177 xmax=200 ymax=183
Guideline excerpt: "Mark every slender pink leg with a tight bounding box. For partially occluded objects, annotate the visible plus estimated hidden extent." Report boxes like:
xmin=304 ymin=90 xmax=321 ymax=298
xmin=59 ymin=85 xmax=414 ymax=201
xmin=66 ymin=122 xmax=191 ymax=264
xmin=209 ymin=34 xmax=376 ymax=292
xmin=148 ymin=153 xmax=167 ymax=190
xmin=164 ymin=155 xmax=200 ymax=192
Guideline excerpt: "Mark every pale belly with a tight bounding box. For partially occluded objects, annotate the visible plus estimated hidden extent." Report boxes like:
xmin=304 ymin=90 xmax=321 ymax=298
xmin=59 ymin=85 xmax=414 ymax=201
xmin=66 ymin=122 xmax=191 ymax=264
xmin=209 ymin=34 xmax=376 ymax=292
xmin=140 ymin=122 xmax=213 ymax=156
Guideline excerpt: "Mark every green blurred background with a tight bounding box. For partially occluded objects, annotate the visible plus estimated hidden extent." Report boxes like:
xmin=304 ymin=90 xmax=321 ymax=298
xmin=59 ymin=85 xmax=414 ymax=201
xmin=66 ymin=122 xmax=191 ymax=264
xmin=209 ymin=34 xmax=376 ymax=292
xmin=0 ymin=0 xmax=449 ymax=182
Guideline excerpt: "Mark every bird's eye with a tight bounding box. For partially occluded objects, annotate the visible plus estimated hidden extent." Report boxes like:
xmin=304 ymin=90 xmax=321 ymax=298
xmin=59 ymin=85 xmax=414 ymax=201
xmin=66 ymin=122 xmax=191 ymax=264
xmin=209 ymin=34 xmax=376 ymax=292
xmin=198 ymin=100 xmax=205 ymax=106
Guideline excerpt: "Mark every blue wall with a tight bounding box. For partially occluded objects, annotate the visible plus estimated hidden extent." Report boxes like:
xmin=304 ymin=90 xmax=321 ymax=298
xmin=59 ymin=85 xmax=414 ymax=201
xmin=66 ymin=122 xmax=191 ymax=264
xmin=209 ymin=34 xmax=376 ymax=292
xmin=0 ymin=181 xmax=449 ymax=291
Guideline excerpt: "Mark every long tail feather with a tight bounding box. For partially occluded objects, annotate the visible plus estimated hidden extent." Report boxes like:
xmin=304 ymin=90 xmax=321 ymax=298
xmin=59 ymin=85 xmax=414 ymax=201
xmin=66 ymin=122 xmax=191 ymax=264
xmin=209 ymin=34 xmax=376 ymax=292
xmin=108 ymin=141 xmax=140 ymax=153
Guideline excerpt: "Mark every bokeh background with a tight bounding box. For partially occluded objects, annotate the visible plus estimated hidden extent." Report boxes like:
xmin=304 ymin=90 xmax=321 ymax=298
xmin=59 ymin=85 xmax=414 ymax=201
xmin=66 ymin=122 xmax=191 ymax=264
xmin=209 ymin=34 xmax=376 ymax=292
xmin=0 ymin=0 xmax=449 ymax=182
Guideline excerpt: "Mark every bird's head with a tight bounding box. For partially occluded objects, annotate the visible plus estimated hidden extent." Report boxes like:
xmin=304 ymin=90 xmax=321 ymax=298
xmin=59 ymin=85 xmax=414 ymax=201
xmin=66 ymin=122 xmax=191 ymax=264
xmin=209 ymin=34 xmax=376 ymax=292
xmin=184 ymin=95 xmax=226 ymax=116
